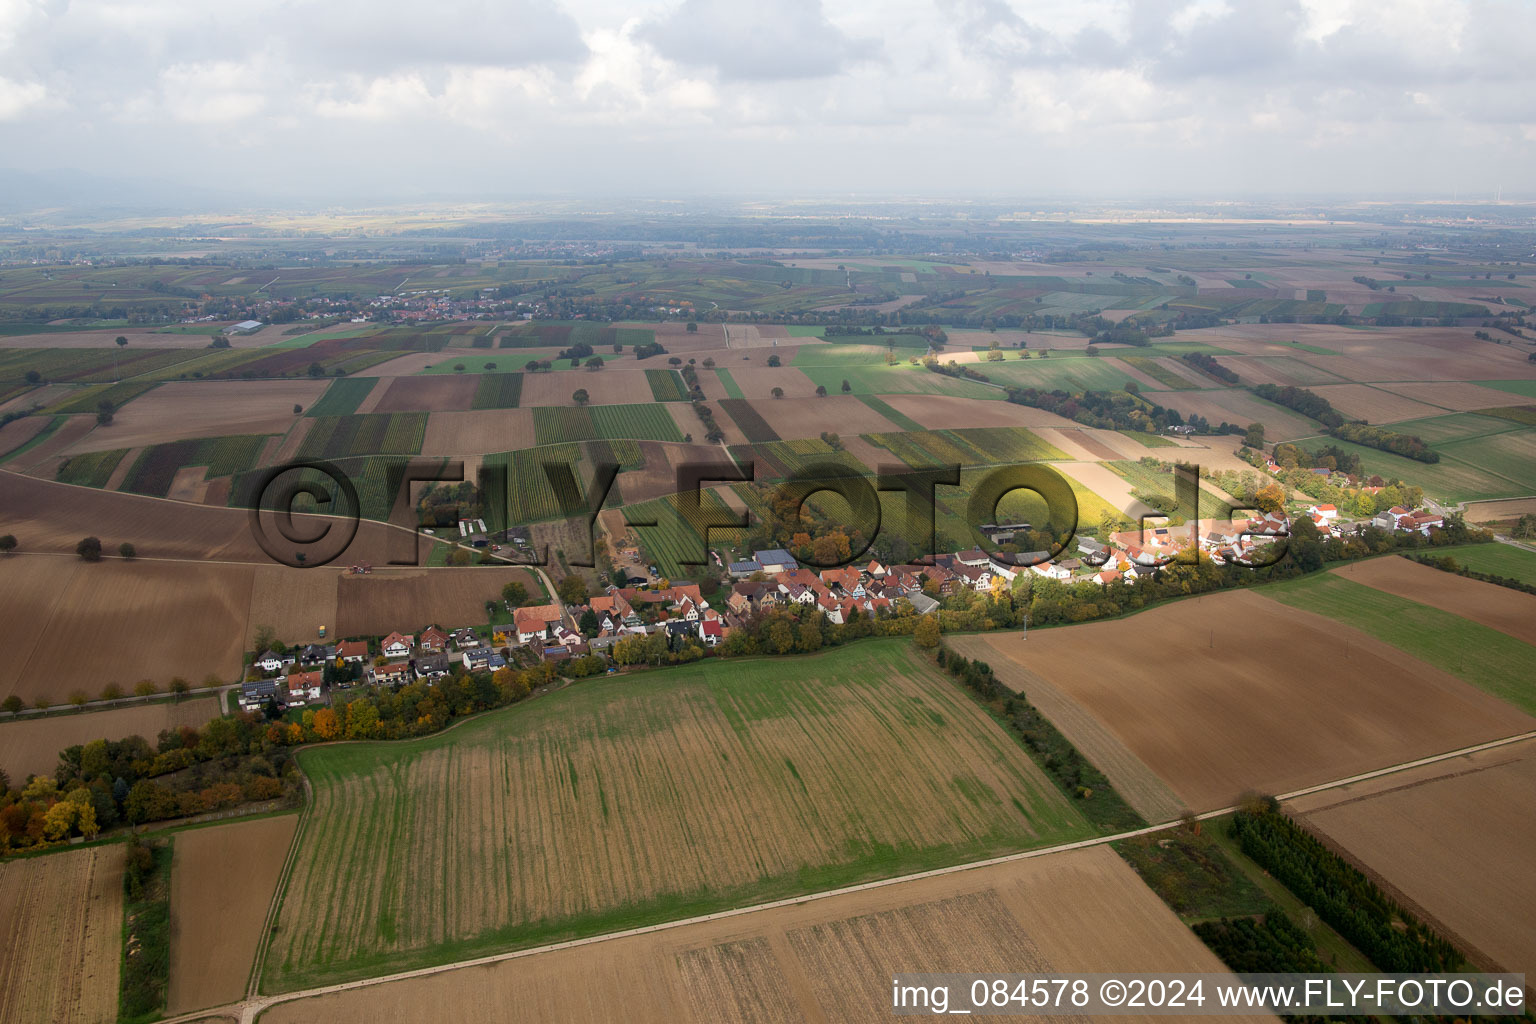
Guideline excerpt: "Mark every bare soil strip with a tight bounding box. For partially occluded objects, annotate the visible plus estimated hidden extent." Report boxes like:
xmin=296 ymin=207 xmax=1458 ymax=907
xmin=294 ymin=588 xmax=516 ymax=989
xmin=169 ymin=815 xmax=301 ymax=1014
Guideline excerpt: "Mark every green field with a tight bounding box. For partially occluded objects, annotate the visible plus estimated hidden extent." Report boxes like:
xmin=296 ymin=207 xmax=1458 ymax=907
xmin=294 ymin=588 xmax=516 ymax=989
xmin=644 ymin=368 xmax=689 ymax=402
xmin=471 ymin=373 xmax=524 ymax=410
xmin=790 ymin=343 xmax=890 ymax=367
xmin=305 ymin=377 xmax=378 ymax=418
xmin=797 ymin=363 xmax=1003 ymax=400
xmin=263 ymin=641 xmax=1090 ymax=990
xmin=982 ymin=357 xmax=1150 ymax=393
xmin=1425 ymin=543 xmax=1536 ymax=586
xmin=1473 ymin=380 xmax=1536 ymax=400
xmin=855 ymin=394 xmax=925 ymax=431
xmin=863 ymin=428 xmax=1067 ymax=469
xmin=1116 ymin=430 xmax=1177 ymax=449
xmin=531 ymin=403 xmax=683 ymax=445
xmin=1300 ymin=435 xmax=1534 ymax=503
xmin=297 ymin=413 xmax=428 ymax=460
xmin=711 ymin=367 xmax=745 ymax=400
xmin=55 ymin=447 xmax=128 ymax=488
xmin=1261 ymin=572 xmax=1536 ymax=714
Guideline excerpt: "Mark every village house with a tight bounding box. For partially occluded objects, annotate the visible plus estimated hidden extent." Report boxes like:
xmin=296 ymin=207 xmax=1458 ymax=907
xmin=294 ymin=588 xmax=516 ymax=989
xmin=380 ymin=632 xmax=414 ymax=659
xmin=371 ymin=661 xmax=412 ymax=685
xmin=336 ymin=640 xmax=368 ymax=663
xmin=286 ymin=669 xmax=323 ymax=707
xmin=256 ymin=649 xmax=297 ymax=674
xmin=418 ymin=626 xmax=450 ymax=652
xmin=238 ymin=679 xmax=281 ymax=710
xmin=450 ymin=628 xmax=483 ymax=651
xmin=298 ymin=643 xmax=335 ymax=666
xmin=513 ymin=603 xmax=563 ymax=645
xmin=414 ymin=651 xmax=451 ymax=681
xmin=728 ymin=559 xmax=763 ymax=579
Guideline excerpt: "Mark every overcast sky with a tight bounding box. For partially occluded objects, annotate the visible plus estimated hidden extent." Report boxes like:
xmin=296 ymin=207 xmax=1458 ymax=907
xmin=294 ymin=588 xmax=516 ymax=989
xmin=1 ymin=0 xmax=1533 ymax=203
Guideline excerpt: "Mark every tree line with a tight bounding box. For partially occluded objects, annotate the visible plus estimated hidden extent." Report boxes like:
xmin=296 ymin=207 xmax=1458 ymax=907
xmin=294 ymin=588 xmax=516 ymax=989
xmin=1231 ymin=799 xmax=1463 ymax=973
xmin=1252 ymin=383 xmax=1438 ymax=462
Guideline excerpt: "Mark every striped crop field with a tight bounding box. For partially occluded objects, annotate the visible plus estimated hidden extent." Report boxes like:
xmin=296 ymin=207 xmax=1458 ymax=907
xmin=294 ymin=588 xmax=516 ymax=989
xmin=297 ymin=413 xmax=429 ymax=460
xmin=645 ymin=368 xmax=689 ymax=402
xmin=471 ymin=373 xmax=524 ymax=410
xmin=531 ymin=403 xmax=683 ymax=445
xmin=263 ymin=641 xmax=1090 ymax=990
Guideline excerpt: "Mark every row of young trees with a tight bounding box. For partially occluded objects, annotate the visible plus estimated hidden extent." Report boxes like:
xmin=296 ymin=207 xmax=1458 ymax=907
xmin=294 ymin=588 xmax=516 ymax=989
xmin=1231 ymin=800 xmax=1464 ymax=973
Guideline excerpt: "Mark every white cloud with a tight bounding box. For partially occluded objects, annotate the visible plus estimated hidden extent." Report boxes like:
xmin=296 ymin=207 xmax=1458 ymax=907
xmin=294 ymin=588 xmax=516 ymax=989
xmin=0 ymin=0 xmax=1532 ymax=198
xmin=0 ymin=75 xmax=46 ymax=119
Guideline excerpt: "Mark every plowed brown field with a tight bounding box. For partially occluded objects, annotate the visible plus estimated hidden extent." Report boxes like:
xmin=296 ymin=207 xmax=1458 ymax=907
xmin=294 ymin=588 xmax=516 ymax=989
xmin=168 ymin=815 xmax=300 ymax=1013
xmin=1290 ymin=737 xmax=1536 ymax=977
xmin=967 ymin=589 xmax=1532 ymax=811
xmin=1331 ymin=556 xmax=1536 ymax=645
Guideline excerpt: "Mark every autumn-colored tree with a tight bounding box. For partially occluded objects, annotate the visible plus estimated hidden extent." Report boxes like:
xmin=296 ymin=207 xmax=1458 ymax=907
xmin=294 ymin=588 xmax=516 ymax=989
xmin=768 ymin=619 xmax=795 ymax=654
xmin=798 ymin=621 xmax=823 ymax=652
xmin=313 ymin=706 xmax=341 ymax=739
xmin=101 ymin=682 xmax=123 ymax=701
xmin=134 ymin=679 xmax=157 ymax=697
xmin=1254 ymin=483 xmax=1286 ymax=515
xmin=914 ymin=614 xmax=941 ymax=649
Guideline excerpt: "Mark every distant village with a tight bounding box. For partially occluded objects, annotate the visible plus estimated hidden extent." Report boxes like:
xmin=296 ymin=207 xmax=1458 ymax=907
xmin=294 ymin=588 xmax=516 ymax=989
xmin=239 ymin=497 xmax=1449 ymax=715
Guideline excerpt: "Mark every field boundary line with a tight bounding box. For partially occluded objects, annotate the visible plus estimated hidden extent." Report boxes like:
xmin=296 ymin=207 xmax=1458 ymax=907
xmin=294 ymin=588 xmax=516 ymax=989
xmin=187 ymin=727 xmax=1536 ymax=1024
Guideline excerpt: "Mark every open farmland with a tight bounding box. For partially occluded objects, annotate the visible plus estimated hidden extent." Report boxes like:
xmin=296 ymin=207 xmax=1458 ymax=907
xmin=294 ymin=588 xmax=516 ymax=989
xmin=0 ymin=557 xmax=254 ymax=703
xmin=247 ymin=564 xmax=341 ymax=648
xmin=64 ymin=379 xmax=326 ymax=453
xmin=1289 ymin=737 xmax=1536 ymax=976
xmin=333 ymin=566 xmax=541 ymax=636
xmin=0 ymin=696 xmax=220 ymax=784
xmin=531 ymin=403 xmax=683 ymax=444
xmin=1261 ymin=572 xmax=1536 ymax=713
xmin=0 ymin=845 xmax=124 ymax=1024
xmin=1159 ymin=388 xmax=1320 ymax=441
xmin=798 ymin=363 xmax=1003 ymax=400
xmin=749 ymin=395 xmax=901 ymax=439
xmin=297 ymin=413 xmax=428 ymax=459
xmin=518 ymin=369 xmax=657 ymax=408
xmin=419 ymin=409 xmax=535 ymax=455
xmin=1300 ymin=434 xmax=1532 ymax=503
xmin=962 ymin=590 xmax=1532 ymax=812
xmin=168 ymin=815 xmax=300 ymax=1014
xmin=1421 ymin=542 xmax=1536 ymax=585
xmin=0 ymin=470 xmax=430 ymax=565
xmin=872 ymin=393 xmax=1077 ymax=430
xmin=1330 ymin=556 xmax=1536 ymax=646
xmin=264 ymin=641 xmax=1090 ymax=989
xmin=368 ymin=374 xmax=479 ymax=414
xmin=262 ymin=845 xmax=1226 ymax=1024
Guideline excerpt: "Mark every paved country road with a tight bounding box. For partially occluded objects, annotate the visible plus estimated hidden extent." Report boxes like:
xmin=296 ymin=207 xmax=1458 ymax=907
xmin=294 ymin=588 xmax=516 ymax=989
xmin=146 ymin=728 xmax=1536 ymax=1024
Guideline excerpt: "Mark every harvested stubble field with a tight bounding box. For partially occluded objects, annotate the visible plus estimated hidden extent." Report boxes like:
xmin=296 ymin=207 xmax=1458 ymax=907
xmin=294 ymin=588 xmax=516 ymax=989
xmin=169 ymin=815 xmax=300 ymax=1014
xmin=0 ymin=845 xmax=124 ymax=1024
xmin=333 ymin=566 xmax=540 ymax=636
xmin=0 ymin=557 xmax=253 ymax=703
xmin=1289 ymin=737 xmax=1536 ymax=977
xmin=967 ymin=589 xmax=1532 ymax=813
xmin=368 ymin=374 xmax=479 ymax=414
xmin=263 ymin=845 xmax=1224 ymax=1024
xmin=1330 ymin=556 xmax=1536 ymax=646
xmin=63 ymin=379 xmax=327 ymax=454
xmin=264 ymin=642 xmax=1090 ymax=989
xmin=0 ymin=696 xmax=220 ymax=784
